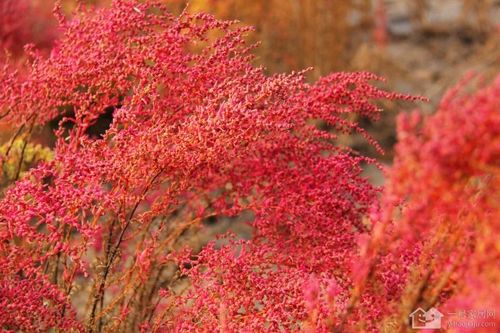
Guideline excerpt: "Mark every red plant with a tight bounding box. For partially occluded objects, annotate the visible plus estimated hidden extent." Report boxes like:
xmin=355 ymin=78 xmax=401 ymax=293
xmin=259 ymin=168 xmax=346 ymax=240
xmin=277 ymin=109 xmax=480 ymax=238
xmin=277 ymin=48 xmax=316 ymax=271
xmin=0 ymin=1 xmax=416 ymax=331
xmin=0 ymin=1 xmax=497 ymax=332
xmin=374 ymin=75 xmax=500 ymax=332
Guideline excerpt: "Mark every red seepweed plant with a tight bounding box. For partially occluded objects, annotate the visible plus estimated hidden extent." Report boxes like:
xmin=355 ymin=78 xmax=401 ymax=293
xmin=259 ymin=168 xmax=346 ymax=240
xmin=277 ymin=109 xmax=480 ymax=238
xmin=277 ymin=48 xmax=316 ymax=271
xmin=0 ymin=1 xmax=497 ymax=332
xmin=374 ymin=75 xmax=500 ymax=332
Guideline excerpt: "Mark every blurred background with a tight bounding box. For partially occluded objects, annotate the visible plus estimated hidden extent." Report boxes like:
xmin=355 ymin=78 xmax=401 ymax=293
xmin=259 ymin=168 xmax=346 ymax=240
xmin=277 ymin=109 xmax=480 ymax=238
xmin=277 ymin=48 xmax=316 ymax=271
xmin=1 ymin=0 xmax=499 ymax=166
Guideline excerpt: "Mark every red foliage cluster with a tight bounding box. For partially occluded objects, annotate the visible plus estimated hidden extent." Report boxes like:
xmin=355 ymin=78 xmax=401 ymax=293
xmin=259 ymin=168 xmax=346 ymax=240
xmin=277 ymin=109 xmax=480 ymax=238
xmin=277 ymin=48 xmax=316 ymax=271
xmin=375 ymin=75 xmax=500 ymax=331
xmin=0 ymin=0 xmax=58 ymax=57
xmin=0 ymin=1 xmax=497 ymax=332
xmin=0 ymin=1 xmax=414 ymax=331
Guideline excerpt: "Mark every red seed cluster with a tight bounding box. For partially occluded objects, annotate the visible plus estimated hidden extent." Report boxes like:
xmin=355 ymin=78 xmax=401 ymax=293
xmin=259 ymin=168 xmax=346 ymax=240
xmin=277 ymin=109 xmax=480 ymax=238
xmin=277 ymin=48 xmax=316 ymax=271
xmin=1 ymin=1 xmax=496 ymax=332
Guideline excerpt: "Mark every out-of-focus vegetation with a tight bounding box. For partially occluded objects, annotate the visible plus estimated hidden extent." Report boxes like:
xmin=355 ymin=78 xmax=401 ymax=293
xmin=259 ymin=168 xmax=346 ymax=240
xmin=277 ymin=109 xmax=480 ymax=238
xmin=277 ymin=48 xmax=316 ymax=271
xmin=0 ymin=139 xmax=53 ymax=189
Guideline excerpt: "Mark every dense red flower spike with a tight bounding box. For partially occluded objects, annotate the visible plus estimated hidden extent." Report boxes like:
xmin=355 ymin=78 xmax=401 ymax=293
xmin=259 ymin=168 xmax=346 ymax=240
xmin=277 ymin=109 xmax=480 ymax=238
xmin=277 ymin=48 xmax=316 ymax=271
xmin=0 ymin=1 xmax=423 ymax=332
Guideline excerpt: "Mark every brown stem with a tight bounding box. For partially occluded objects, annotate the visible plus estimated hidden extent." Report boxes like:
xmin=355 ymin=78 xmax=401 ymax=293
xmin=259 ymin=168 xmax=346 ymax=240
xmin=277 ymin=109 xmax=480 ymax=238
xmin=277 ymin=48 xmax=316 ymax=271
xmin=96 ymin=218 xmax=118 ymax=332
xmin=4 ymin=124 xmax=25 ymax=157
xmin=87 ymin=169 xmax=163 ymax=332
xmin=14 ymin=139 xmax=29 ymax=181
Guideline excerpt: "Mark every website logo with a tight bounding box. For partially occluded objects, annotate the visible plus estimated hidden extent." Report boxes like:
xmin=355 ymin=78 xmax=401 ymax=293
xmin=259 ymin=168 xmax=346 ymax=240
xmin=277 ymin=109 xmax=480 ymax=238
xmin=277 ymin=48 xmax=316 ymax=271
xmin=409 ymin=307 xmax=444 ymax=329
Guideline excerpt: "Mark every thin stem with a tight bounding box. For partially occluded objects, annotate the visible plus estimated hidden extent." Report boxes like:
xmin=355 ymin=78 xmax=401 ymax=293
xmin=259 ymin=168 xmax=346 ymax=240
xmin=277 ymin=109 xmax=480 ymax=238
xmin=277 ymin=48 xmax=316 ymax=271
xmin=87 ymin=169 xmax=163 ymax=332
